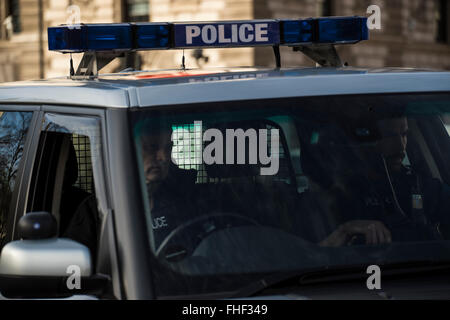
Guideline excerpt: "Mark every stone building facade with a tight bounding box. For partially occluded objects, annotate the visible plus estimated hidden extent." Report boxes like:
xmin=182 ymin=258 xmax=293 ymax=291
xmin=0 ymin=0 xmax=449 ymax=82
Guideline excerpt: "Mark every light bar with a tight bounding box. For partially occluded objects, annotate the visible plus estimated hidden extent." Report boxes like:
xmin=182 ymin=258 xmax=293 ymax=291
xmin=134 ymin=23 xmax=171 ymax=49
xmin=282 ymin=19 xmax=314 ymax=43
xmin=281 ymin=16 xmax=368 ymax=45
xmin=48 ymin=17 xmax=369 ymax=53
xmin=48 ymin=23 xmax=133 ymax=52
xmin=48 ymin=23 xmax=170 ymax=53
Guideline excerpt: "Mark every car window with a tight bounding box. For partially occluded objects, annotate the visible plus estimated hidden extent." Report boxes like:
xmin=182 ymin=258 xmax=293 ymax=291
xmin=26 ymin=113 xmax=106 ymax=259
xmin=130 ymin=93 xmax=450 ymax=298
xmin=0 ymin=111 xmax=33 ymax=248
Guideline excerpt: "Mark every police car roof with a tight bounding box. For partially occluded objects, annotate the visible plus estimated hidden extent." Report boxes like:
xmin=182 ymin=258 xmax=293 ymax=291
xmin=0 ymin=66 xmax=449 ymax=108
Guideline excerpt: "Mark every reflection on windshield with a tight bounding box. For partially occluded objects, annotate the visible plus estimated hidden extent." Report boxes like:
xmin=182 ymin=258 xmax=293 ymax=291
xmin=0 ymin=112 xmax=32 ymax=246
xmin=131 ymin=94 xmax=450 ymax=297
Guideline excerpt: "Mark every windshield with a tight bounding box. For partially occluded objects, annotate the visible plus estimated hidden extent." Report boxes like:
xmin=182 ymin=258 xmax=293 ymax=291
xmin=130 ymin=93 xmax=450 ymax=298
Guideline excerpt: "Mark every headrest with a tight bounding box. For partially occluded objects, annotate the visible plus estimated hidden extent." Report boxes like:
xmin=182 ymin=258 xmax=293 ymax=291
xmin=167 ymin=162 xmax=197 ymax=185
xmin=299 ymin=125 xmax=345 ymax=189
xmin=299 ymin=124 xmax=367 ymax=189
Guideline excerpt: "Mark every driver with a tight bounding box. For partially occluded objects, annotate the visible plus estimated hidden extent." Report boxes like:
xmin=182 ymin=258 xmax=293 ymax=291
xmin=64 ymin=120 xmax=201 ymax=257
xmin=319 ymin=116 xmax=450 ymax=247
xmin=139 ymin=121 xmax=201 ymax=251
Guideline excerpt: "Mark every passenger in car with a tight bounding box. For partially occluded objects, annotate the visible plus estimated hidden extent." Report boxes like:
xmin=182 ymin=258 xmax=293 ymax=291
xmin=317 ymin=116 xmax=450 ymax=246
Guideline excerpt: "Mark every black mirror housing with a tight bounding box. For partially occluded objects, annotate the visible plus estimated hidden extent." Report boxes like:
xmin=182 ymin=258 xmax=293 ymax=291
xmin=18 ymin=212 xmax=57 ymax=240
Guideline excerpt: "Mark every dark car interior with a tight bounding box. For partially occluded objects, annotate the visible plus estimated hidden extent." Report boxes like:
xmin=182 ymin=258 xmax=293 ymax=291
xmin=26 ymin=131 xmax=95 ymax=237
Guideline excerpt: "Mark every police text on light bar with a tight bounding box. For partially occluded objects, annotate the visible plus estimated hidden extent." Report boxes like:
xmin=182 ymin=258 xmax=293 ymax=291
xmin=174 ymin=21 xmax=280 ymax=48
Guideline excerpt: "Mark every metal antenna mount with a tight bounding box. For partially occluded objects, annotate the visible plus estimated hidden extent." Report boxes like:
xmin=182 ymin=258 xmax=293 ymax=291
xmin=181 ymin=49 xmax=186 ymax=70
xmin=72 ymin=51 xmax=124 ymax=79
xmin=272 ymin=45 xmax=281 ymax=68
xmin=293 ymin=44 xmax=343 ymax=67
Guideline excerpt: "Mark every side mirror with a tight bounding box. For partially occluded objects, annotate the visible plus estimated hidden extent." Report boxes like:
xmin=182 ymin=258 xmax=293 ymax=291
xmin=0 ymin=212 xmax=107 ymax=298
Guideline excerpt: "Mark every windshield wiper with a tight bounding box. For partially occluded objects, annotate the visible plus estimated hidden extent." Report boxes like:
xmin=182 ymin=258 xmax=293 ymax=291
xmin=232 ymin=260 xmax=450 ymax=298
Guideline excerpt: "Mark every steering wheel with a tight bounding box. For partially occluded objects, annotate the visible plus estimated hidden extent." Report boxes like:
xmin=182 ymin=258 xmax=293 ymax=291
xmin=156 ymin=212 xmax=259 ymax=262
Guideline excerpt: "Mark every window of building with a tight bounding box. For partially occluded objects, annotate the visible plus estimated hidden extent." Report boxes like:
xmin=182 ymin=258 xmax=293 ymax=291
xmin=436 ymin=0 xmax=449 ymax=43
xmin=123 ymin=0 xmax=149 ymax=22
xmin=7 ymin=0 xmax=21 ymax=34
xmin=1 ymin=0 xmax=20 ymax=39
xmin=321 ymin=0 xmax=334 ymax=17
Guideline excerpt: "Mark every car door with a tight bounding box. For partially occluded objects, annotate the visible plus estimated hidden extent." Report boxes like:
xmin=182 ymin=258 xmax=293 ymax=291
xmin=2 ymin=106 xmax=121 ymax=299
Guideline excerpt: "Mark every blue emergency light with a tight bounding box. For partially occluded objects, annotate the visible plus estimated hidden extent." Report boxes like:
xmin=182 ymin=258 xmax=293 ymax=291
xmin=48 ymin=16 xmax=368 ymax=53
xmin=282 ymin=16 xmax=368 ymax=44
xmin=48 ymin=23 xmax=171 ymax=52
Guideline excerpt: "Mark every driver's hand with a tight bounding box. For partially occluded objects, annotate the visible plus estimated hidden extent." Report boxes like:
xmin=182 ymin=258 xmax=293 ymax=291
xmin=319 ymin=220 xmax=392 ymax=247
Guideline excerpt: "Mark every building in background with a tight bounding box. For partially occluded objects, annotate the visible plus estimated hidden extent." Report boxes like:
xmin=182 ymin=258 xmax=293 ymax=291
xmin=0 ymin=0 xmax=449 ymax=82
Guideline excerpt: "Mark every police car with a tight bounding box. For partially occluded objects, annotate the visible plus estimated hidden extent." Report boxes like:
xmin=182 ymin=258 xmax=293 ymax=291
xmin=0 ymin=17 xmax=450 ymax=300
